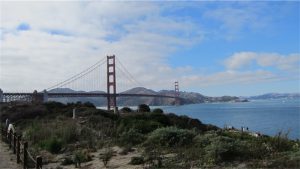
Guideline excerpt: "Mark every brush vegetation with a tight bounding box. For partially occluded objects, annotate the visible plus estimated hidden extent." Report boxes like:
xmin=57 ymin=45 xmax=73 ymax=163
xmin=1 ymin=102 xmax=299 ymax=168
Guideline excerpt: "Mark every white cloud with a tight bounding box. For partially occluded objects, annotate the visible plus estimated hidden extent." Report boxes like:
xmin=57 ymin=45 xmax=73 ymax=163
xmin=0 ymin=1 xmax=202 ymax=92
xmin=224 ymin=52 xmax=257 ymax=70
xmin=224 ymin=52 xmax=300 ymax=72
xmin=257 ymin=53 xmax=300 ymax=71
xmin=169 ymin=51 xmax=299 ymax=90
xmin=0 ymin=1 xmax=298 ymax=95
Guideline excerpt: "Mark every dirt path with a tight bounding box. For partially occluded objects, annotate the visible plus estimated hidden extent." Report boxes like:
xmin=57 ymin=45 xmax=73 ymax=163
xmin=0 ymin=140 xmax=21 ymax=169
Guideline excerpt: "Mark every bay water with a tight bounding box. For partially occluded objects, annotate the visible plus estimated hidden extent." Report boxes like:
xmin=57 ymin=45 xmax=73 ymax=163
xmin=156 ymin=99 xmax=300 ymax=140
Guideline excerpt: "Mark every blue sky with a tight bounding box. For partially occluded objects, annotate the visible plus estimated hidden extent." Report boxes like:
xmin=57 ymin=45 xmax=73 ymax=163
xmin=0 ymin=1 xmax=299 ymax=96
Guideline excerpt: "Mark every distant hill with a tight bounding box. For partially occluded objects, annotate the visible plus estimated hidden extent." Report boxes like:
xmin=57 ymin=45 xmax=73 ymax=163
xmin=118 ymin=87 xmax=170 ymax=106
xmin=49 ymin=88 xmax=105 ymax=94
xmin=49 ymin=88 xmax=78 ymax=93
xmin=48 ymin=88 xmax=106 ymax=105
xmin=48 ymin=87 xmax=243 ymax=106
xmin=247 ymin=93 xmax=300 ymax=100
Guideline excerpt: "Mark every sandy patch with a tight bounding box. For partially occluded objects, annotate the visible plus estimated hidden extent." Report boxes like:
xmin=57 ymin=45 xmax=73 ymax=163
xmin=42 ymin=146 xmax=143 ymax=169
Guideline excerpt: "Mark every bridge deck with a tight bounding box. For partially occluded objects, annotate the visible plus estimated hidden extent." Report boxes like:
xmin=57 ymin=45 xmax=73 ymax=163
xmin=3 ymin=92 xmax=176 ymax=99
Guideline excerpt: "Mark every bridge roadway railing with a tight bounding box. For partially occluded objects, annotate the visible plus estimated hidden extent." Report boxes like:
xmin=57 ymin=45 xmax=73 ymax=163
xmin=1 ymin=125 xmax=43 ymax=169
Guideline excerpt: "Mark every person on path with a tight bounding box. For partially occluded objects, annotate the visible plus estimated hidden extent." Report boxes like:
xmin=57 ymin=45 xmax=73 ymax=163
xmin=7 ymin=123 xmax=15 ymax=138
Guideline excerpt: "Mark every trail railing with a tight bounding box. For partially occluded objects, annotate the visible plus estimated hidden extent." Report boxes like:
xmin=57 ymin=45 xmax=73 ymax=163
xmin=1 ymin=125 xmax=43 ymax=169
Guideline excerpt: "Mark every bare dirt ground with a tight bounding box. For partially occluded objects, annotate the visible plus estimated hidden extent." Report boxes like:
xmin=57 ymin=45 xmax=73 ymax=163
xmin=43 ymin=146 xmax=143 ymax=169
xmin=0 ymin=141 xmax=22 ymax=169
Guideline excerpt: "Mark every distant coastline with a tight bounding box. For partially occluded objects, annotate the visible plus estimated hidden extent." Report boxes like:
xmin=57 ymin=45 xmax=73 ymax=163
xmin=245 ymin=93 xmax=300 ymax=100
xmin=48 ymin=87 xmax=299 ymax=107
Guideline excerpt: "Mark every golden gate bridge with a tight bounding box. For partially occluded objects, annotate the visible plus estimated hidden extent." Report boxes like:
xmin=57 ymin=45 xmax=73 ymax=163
xmin=0 ymin=55 xmax=181 ymax=110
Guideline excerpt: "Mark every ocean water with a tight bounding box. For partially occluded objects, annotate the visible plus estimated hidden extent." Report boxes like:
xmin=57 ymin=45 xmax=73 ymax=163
xmin=155 ymin=99 xmax=300 ymax=140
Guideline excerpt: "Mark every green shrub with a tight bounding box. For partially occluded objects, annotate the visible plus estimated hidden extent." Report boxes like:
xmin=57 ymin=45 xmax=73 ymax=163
xmin=179 ymin=146 xmax=203 ymax=168
xmin=138 ymin=104 xmax=150 ymax=112
xmin=40 ymin=137 xmax=62 ymax=154
xmin=167 ymin=113 xmax=217 ymax=132
xmin=99 ymin=148 xmax=114 ymax=167
xmin=57 ymin=121 xmax=78 ymax=144
xmin=145 ymin=127 xmax=196 ymax=147
xmin=79 ymin=126 xmax=97 ymax=149
xmin=222 ymin=130 xmax=245 ymax=139
xmin=87 ymin=114 xmax=115 ymax=138
xmin=193 ymin=132 xmax=218 ymax=147
xmin=142 ymin=146 xmax=163 ymax=168
xmin=267 ymin=150 xmax=300 ymax=168
xmin=121 ymin=107 xmax=133 ymax=113
xmin=83 ymin=102 xmax=95 ymax=108
xmin=152 ymin=108 xmax=163 ymax=114
xmin=134 ymin=120 xmax=162 ymax=134
xmin=74 ymin=151 xmax=84 ymax=168
xmin=269 ymin=131 xmax=294 ymax=152
xmin=44 ymin=101 xmax=65 ymax=110
xmin=95 ymin=109 xmax=119 ymax=121
xmin=2 ymin=104 xmax=47 ymax=122
xmin=73 ymin=150 xmax=92 ymax=168
xmin=119 ymin=128 xmax=145 ymax=146
xmin=23 ymin=121 xmax=46 ymax=143
xmin=118 ymin=117 xmax=162 ymax=134
xmin=193 ymin=133 xmax=272 ymax=164
xmin=129 ymin=156 xmax=144 ymax=165
xmin=194 ymin=134 xmax=238 ymax=164
xmin=116 ymin=112 xmax=172 ymax=134
xmin=244 ymin=139 xmax=270 ymax=159
xmin=149 ymin=112 xmax=170 ymax=126
xmin=203 ymin=137 xmax=237 ymax=163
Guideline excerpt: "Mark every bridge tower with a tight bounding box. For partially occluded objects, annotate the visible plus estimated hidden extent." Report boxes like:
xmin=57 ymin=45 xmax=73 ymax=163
xmin=107 ymin=55 xmax=117 ymax=110
xmin=175 ymin=81 xmax=180 ymax=105
xmin=32 ymin=90 xmax=43 ymax=103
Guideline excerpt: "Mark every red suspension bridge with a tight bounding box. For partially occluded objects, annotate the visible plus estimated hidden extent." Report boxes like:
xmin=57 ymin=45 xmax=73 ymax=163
xmin=0 ymin=55 xmax=180 ymax=110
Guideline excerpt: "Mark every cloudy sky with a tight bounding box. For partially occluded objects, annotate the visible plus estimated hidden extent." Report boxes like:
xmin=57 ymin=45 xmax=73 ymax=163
xmin=0 ymin=1 xmax=299 ymax=96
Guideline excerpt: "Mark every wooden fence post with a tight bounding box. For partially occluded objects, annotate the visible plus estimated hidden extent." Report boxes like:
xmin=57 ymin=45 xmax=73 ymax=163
xmin=13 ymin=133 xmax=16 ymax=154
xmin=17 ymin=135 xmax=21 ymax=163
xmin=7 ymin=129 xmax=9 ymax=142
xmin=24 ymin=142 xmax=28 ymax=169
xmin=9 ymin=130 xmax=12 ymax=149
xmin=5 ymin=129 xmax=7 ymax=141
xmin=1 ymin=127 xmax=3 ymax=141
xmin=36 ymin=156 xmax=42 ymax=169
